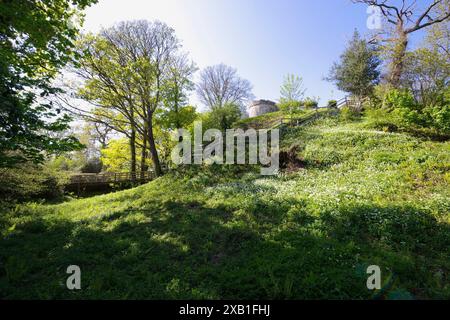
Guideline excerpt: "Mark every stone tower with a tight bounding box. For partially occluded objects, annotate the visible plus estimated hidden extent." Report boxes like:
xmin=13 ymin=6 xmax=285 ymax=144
xmin=247 ymin=100 xmax=278 ymax=118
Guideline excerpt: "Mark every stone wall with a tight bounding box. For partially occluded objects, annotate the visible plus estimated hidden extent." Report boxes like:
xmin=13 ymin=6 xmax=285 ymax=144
xmin=247 ymin=100 xmax=278 ymax=118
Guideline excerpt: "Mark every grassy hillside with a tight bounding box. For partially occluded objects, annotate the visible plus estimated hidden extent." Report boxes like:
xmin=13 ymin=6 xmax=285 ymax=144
xmin=1 ymin=117 xmax=449 ymax=299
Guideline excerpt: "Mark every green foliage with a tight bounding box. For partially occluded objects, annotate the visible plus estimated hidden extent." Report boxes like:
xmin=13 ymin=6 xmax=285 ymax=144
xmin=340 ymin=106 xmax=360 ymax=122
xmin=383 ymin=89 xmax=417 ymax=110
xmin=76 ymin=21 xmax=186 ymax=176
xmin=278 ymin=100 xmax=303 ymax=114
xmin=202 ymin=103 xmax=242 ymax=131
xmin=401 ymin=48 xmax=450 ymax=106
xmin=0 ymin=164 xmax=69 ymax=202
xmin=364 ymin=108 xmax=398 ymax=132
xmin=160 ymin=56 xmax=197 ymax=129
xmin=158 ymin=105 xmax=198 ymax=130
xmin=101 ymin=139 xmax=131 ymax=172
xmin=0 ymin=0 xmax=96 ymax=167
xmin=278 ymin=74 xmax=308 ymax=115
xmin=303 ymin=97 xmax=318 ymax=108
xmin=424 ymin=105 xmax=450 ymax=134
xmin=327 ymin=100 xmax=337 ymax=107
xmin=233 ymin=111 xmax=285 ymax=130
xmin=280 ymin=74 xmax=306 ymax=102
xmin=327 ymin=30 xmax=381 ymax=98
xmin=369 ymin=86 xmax=450 ymax=136
xmin=79 ymin=158 xmax=103 ymax=174
xmin=1 ymin=119 xmax=449 ymax=299
xmin=382 ymin=89 xmax=423 ymax=128
xmin=47 ymin=154 xmax=89 ymax=173
xmin=100 ymin=138 xmax=150 ymax=173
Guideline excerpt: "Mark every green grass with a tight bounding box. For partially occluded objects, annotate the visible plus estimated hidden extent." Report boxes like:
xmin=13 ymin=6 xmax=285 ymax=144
xmin=234 ymin=109 xmax=320 ymax=130
xmin=1 ymin=117 xmax=449 ymax=299
xmin=234 ymin=111 xmax=286 ymax=129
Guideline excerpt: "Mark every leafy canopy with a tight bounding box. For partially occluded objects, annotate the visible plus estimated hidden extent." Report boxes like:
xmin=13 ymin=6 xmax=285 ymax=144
xmin=327 ymin=30 xmax=381 ymax=97
xmin=280 ymin=74 xmax=306 ymax=103
xmin=0 ymin=0 xmax=97 ymax=167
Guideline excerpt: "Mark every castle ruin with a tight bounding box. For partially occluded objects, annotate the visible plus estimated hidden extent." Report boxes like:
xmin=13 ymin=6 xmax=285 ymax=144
xmin=247 ymin=100 xmax=278 ymax=118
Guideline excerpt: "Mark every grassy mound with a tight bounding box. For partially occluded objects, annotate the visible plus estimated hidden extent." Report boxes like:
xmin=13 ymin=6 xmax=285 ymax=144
xmin=0 ymin=118 xmax=449 ymax=299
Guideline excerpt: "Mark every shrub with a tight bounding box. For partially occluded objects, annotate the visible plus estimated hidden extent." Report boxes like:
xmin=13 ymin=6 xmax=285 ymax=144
xmin=201 ymin=103 xmax=242 ymax=131
xmin=0 ymin=164 xmax=69 ymax=202
xmin=364 ymin=108 xmax=398 ymax=132
xmin=383 ymin=89 xmax=417 ymax=111
xmin=370 ymin=87 xmax=421 ymax=129
xmin=340 ymin=106 xmax=359 ymax=122
xmin=391 ymin=106 xmax=423 ymax=128
xmin=303 ymin=98 xmax=318 ymax=108
xmin=371 ymin=87 xmax=449 ymax=136
xmin=80 ymin=158 xmax=103 ymax=173
xmin=278 ymin=100 xmax=303 ymax=114
xmin=424 ymin=105 xmax=450 ymax=135
xmin=327 ymin=100 xmax=337 ymax=108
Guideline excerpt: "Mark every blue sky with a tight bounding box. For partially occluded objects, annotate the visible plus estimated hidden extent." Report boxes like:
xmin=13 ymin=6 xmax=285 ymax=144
xmin=82 ymin=0 xmax=428 ymax=110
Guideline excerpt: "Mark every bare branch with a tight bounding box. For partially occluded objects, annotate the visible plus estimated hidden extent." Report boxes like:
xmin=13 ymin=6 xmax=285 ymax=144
xmin=196 ymin=64 xmax=254 ymax=109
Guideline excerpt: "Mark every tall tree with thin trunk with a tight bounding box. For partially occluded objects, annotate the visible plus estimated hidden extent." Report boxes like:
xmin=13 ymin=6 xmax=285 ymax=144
xmin=161 ymin=54 xmax=197 ymax=129
xmin=352 ymin=0 xmax=450 ymax=87
xmin=71 ymin=21 xmax=184 ymax=177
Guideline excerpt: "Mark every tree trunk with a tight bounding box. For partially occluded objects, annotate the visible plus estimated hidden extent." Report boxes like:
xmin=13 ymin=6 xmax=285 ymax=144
xmin=130 ymin=127 xmax=137 ymax=179
xmin=147 ymin=113 xmax=162 ymax=177
xmin=389 ymin=28 xmax=408 ymax=87
xmin=140 ymin=131 xmax=148 ymax=179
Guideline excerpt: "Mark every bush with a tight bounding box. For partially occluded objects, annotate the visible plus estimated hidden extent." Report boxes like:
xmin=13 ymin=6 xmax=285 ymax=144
xmin=80 ymin=158 xmax=103 ymax=173
xmin=379 ymin=88 xmax=424 ymax=129
xmin=278 ymin=100 xmax=303 ymax=114
xmin=364 ymin=108 xmax=398 ymax=132
xmin=424 ymin=105 xmax=450 ymax=135
xmin=327 ymin=100 xmax=337 ymax=108
xmin=383 ymin=89 xmax=417 ymax=111
xmin=202 ymin=103 xmax=242 ymax=131
xmin=370 ymin=86 xmax=449 ymax=136
xmin=391 ymin=106 xmax=423 ymax=128
xmin=0 ymin=164 xmax=69 ymax=203
xmin=303 ymin=98 xmax=318 ymax=108
xmin=340 ymin=106 xmax=360 ymax=122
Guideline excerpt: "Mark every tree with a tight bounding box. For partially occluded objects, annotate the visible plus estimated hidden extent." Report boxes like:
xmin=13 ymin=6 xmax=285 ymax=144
xmin=71 ymin=21 xmax=186 ymax=177
xmin=327 ymin=30 xmax=381 ymax=109
xmin=158 ymin=106 xmax=198 ymax=130
xmin=74 ymin=32 xmax=144 ymax=174
xmin=352 ymin=0 xmax=450 ymax=87
xmin=401 ymin=48 xmax=450 ymax=105
xmin=425 ymin=1 xmax=450 ymax=58
xmin=100 ymin=138 xmax=132 ymax=172
xmin=203 ymin=103 xmax=242 ymax=131
xmin=196 ymin=64 xmax=254 ymax=110
xmin=0 ymin=0 xmax=97 ymax=167
xmin=160 ymin=54 xmax=197 ymax=129
xmin=401 ymin=2 xmax=449 ymax=106
xmin=280 ymin=74 xmax=306 ymax=103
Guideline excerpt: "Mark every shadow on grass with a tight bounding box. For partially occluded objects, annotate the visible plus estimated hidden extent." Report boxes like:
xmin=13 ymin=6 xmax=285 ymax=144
xmin=0 ymin=198 xmax=448 ymax=299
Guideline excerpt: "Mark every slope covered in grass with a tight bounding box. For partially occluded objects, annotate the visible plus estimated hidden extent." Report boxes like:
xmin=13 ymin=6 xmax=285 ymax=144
xmin=1 ymin=117 xmax=449 ymax=299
